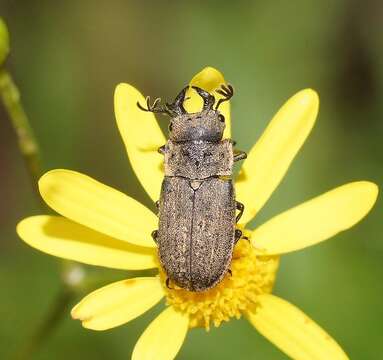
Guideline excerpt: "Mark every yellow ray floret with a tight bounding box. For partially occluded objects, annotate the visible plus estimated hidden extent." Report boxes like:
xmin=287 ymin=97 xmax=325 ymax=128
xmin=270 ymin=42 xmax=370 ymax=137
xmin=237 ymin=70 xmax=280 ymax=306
xmin=236 ymin=89 xmax=319 ymax=225
xmin=247 ymin=294 xmax=349 ymax=360
xmin=39 ymin=169 xmax=157 ymax=248
xmin=114 ymin=83 xmax=166 ymax=203
xmin=72 ymin=277 xmax=164 ymax=331
xmin=251 ymin=181 xmax=378 ymax=255
xmin=132 ymin=306 xmax=189 ymax=360
xmin=17 ymin=215 xmax=157 ymax=270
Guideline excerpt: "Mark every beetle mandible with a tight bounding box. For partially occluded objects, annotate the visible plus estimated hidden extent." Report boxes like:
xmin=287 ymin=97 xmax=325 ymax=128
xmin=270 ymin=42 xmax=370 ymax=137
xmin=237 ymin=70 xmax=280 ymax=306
xmin=137 ymin=84 xmax=247 ymax=291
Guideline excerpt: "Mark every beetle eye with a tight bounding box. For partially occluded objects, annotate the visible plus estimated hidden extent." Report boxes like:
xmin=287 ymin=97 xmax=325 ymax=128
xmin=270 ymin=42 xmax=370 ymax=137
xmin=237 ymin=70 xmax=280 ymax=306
xmin=218 ymin=114 xmax=225 ymax=122
xmin=169 ymin=122 xmax=173 ymax=131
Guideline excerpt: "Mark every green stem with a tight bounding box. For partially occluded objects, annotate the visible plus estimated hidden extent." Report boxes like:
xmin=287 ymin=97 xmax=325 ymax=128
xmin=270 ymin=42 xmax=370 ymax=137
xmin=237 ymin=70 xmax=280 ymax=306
xmin=13 ymin=287 xmax=74 ymax=360
xmin=0 ymin=68 xmax=86 ymax=359
xmin=0 ymin=69 xmax=43 ymax=201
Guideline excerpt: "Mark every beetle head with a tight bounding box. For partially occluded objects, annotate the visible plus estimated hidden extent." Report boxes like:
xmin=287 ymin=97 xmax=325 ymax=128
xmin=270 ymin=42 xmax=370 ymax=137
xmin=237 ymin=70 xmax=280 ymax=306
xmin=137 ymin=85 xmax=230 ymax=142
xmin=168 ymin=86 xmax=226 ymax=142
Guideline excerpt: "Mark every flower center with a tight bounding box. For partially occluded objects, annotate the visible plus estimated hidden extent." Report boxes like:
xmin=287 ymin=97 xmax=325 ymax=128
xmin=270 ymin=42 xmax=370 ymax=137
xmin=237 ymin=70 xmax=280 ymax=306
xmin=158 ymin=238 xmax=280 ymax=330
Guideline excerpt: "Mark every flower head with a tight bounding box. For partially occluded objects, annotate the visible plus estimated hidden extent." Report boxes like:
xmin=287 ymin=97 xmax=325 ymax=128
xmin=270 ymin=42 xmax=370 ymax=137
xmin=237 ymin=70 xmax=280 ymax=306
xmin=159 ymin=239 xmax=279 ymax=330
xmin=17 ymin=67 xmax=378 ymax=360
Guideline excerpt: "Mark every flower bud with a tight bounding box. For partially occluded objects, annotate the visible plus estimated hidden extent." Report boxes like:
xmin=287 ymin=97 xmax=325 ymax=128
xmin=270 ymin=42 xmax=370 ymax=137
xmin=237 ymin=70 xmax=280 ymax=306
xmin=0 ymin=18 xmax=10 ymax=66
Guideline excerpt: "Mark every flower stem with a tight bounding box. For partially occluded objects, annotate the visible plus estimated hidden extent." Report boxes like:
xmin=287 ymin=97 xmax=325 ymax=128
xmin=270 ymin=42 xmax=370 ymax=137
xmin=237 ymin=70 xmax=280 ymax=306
xmin=13 ymin=287 xmax=74 ymax=360
xmin=0 ymin=68 xmax=44 ymax=203
xmin=0 ymin=68 xmax=86 ymax=359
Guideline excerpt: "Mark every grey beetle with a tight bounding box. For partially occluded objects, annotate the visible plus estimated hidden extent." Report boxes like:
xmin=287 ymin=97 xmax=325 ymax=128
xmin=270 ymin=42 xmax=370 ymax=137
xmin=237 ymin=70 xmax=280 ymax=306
xmin=137 ymin=84 xmax=246 ymax=291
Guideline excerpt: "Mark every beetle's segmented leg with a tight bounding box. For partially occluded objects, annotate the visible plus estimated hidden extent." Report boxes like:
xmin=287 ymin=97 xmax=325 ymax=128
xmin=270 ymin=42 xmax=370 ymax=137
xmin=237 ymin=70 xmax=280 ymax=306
xmin=242 ymin=236 xmax=250 ymax=242
xmin=235 ymin=202 xmax=245 ymax=223
xmin=158 ymin=145 xmax=166 ymax=154
xmin=155 ymin=200 xmax=159 ymax=209
xmin=215 ymin=84 xmax=234 ymax=110
xmin=166 ymin=278 xmax=173 ymax=289
xmin=151 ymin=230 xmax=158 ymax=243
xmin=235 ymin=229 xmax=242 ymax=243
xmin=227 ymin=269 xmax=233 ymax=277
xmin=234 ymin=150 xmax=247 ymax=162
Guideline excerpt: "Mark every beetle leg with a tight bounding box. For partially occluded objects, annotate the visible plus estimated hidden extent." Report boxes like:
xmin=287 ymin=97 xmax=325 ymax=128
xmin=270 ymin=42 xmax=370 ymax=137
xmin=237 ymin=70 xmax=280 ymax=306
xmin=242 ymin=236 xmax=250 ymax=242
xmin=234 ymin=150 xmax=247 ymax=162
xmin=155 ymin=200 xmax=159 ymax=209
xmin=235 ymin=201 xmax=244 ymax=222
xmin=235 ymin=229 xmax=242 ymax=243
xmin=151 ymin=230 xmax=158 ymax=244
xmin=158 ymin=145 xmax=166 ymax=154
xmin=227 ymin=269 xmax=233 ymax=277
xmin=166 ymin=278 xmax=173 ymax=289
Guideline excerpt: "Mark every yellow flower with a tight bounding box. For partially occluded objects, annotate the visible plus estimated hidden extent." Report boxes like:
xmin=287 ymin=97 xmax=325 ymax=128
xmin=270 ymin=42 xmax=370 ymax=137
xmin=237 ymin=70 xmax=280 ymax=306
xmin=17 ymin=67 xmax=378 ymax=360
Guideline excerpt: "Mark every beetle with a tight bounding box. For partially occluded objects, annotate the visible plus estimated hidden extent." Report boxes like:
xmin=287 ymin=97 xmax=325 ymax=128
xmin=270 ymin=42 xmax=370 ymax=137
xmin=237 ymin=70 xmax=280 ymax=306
xmin=137 ymin=84 xmax=247 ymax=291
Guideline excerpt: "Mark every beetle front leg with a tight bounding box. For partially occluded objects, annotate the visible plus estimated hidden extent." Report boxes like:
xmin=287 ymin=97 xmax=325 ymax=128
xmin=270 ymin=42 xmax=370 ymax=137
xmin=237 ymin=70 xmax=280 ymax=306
xmin=235 ymin=229 xmax=242 ymax=243
xmin=235 ymin=201 xmax=244 ymax=222
xmin=158 ymin=145 xmax=166 ymax=154
xmin=151 ymin=230 xmax=158 ymax=244
xmin=234 ymin=150 xmax=247 ymax=162
xmin=166 ymin=278 xmax=173 ymax=289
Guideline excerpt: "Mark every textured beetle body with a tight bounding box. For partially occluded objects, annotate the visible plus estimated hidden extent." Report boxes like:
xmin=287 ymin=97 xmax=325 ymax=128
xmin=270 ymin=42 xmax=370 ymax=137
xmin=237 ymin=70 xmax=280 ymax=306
xmin=164 ymin=138 xmax=234 ymax=179
xmin=138 ymin=85 xmax=246 ymax=292
xmin=159 ymin=148 xmax=236 ymax=291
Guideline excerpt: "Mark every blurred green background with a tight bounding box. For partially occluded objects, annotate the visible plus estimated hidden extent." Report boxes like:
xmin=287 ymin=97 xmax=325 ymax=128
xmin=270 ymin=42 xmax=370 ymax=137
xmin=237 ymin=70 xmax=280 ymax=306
xmin=1 ymin=1 xmax=382 ymax=359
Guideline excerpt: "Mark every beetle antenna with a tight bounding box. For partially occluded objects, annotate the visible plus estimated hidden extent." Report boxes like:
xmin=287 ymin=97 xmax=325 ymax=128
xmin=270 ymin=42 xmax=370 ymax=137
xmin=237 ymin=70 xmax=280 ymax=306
xmin=137 ymin=96 xmax=172 ymax=116
xmin=215 ymin=84 xmax=234 ymax=110
xmin=192 ymin=86 xmax=215 ymax=111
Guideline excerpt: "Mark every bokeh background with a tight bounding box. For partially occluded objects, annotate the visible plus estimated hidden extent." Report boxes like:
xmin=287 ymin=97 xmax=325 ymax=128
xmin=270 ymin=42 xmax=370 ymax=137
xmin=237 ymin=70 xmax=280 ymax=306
xmin=1 ymin=1 xmax=382 ymax=359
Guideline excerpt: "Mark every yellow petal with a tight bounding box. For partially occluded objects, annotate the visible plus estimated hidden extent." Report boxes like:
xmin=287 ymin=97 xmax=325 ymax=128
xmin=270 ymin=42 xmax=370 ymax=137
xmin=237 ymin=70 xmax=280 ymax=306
xmin=185 ymin=66 xmax=231 ymax=138
xmin=71 ymin=277 xmax=164 ymax=331
xmin=236 ymin=89 xmax=319 ymax=225
xmin=251 ymin=181 xmax=378 ymax=255
xmin=17 ymin=216 xmax=156 ymax=270
xmin=114 ymin=83 xmax=165 ymax=203
xmin=247 ymin=294 xmax=349 ymax=360
xmin=132 ymin=306 xmax=189 ymax=360
xmin=39 ymin=169 xmax=157 ymax=248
